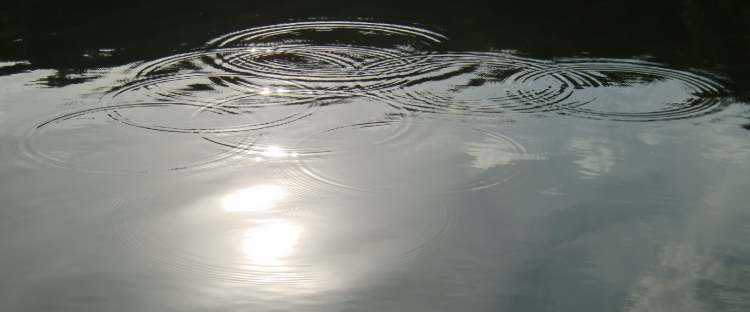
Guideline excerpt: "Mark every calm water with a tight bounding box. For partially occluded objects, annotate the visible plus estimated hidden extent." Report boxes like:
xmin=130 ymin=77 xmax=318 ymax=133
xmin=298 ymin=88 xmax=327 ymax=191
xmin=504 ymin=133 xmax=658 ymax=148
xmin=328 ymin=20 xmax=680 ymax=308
xmin=2 ymin=1 xmax=750 ymax=311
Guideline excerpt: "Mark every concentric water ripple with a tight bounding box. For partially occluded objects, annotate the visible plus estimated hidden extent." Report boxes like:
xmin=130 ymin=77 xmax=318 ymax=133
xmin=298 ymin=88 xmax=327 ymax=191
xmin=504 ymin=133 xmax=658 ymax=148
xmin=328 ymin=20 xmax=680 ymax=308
xmin=520 ymin=59 xmax=728 ymax=121
xmin=104 ymin=75 xmax=329 ymax=134
xmin=372 ymin=53 xmax=585 ymax=115
xmin=129 ymin=21 xmax=448 ymax=94
xmin=208 ymin=21 xmax=447 ymax=48
xmin=23 ymin=21 xmax=732 ymax=175
xmin=107 ymin=72 xmax=333 ymax=104
xmin=377 ymin=54 xmax=728 ymax=120
xmin=210 ymin=45 xmax=437 ymax=92
xmin=297 ymin=121 xmax=545 ymax=194
xmin=21 ymin=107 xmax=256 ymax=174
xmin=192 ymin=94 xmax=414 ymax=161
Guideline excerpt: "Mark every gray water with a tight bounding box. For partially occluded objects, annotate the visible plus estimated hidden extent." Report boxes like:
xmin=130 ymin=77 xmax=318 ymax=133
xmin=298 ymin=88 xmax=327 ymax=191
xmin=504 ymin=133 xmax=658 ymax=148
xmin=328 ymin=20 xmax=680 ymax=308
xmin=1 ymin=17 xmax=750 ymax=311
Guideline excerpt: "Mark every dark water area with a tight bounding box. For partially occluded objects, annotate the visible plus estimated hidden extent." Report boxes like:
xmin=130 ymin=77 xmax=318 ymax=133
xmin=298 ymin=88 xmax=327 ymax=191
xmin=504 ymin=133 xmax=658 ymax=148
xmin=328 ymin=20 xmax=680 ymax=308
xmin=1 ymin=1 xmax=750 ymax=311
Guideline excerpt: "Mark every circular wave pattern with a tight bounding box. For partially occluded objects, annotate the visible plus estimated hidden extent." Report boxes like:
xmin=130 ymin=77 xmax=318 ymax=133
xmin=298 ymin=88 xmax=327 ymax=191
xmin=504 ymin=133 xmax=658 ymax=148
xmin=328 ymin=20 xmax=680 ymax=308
xmin=104 ymin=75 xmax=330 ymax=134
xmin=515 ymin=59 xmax=728 ymax=121
xmin=211 ymin=45 xmax=437 ymax=92
xmin=209 ymin=116 xmax=414 ymax=163
xmin=297 ymin=122 xmax=544 ymax=194
xmin=21 ymin=107 xmax=257 ymax=174
xmin=24 ymin=21 xmax=732 ymax=175
xmin=372 ymin=53 xmax=588 ymax=115
xmin=188 ymin=93 xmax=414 ymax=163
xmin=208 ymin=21 xmax=447 ymax=48
xmin=374 ymin=55 xmax=728 ymax=120
xmin=128 ymin=21 xmax=448 ymax=94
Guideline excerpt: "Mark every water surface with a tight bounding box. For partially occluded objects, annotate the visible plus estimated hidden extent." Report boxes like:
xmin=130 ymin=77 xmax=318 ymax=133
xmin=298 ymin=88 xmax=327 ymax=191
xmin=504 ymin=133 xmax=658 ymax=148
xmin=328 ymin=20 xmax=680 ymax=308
xmin=1 ymin=1 xmax=750 ymax=311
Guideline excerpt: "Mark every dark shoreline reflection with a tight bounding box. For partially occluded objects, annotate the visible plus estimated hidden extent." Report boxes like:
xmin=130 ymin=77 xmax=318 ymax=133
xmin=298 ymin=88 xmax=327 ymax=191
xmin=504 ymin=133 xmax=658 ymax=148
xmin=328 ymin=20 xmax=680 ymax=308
xmin=2 ymin=1 xmax=749 ymax=85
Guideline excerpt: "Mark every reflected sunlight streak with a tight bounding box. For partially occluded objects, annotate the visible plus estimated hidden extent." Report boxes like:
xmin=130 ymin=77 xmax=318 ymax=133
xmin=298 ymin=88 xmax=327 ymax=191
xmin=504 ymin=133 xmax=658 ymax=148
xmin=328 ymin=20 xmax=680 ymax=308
xmin=261 ymin=145 xmax=299 ymax=158
xmin=222 ymin=184 xmax=285 ymax=212
xmin=243 ymin=221 xmax=302 ymax=265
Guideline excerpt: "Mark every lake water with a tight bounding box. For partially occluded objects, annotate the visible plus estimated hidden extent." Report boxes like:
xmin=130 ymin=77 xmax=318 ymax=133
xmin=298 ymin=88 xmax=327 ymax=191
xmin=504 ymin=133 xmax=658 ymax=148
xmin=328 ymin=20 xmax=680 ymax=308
xmin=1 ymin=1 xmax=749 ymax=311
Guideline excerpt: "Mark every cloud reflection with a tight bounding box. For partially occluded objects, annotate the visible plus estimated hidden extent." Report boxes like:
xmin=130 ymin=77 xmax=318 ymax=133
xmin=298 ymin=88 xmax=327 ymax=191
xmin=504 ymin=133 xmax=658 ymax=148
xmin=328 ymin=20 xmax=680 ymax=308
xmin=570 ymin=138 xmax=615 ymax=178
xmin=466 ymin=141 xmax=513 ymax=170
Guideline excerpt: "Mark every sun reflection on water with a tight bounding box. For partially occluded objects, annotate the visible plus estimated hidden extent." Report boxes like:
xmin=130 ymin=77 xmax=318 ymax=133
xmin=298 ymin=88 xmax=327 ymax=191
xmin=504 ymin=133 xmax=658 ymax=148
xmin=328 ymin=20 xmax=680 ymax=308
xmin=222 ymin=184 xmax=285 ymax=212
xmin=221 ymin=185 xmax=303 ymax=267
xmin=262 ymin=145 xmax=298 ymax=158
xmin=242 ymin=221 xmax=302 ymax=265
